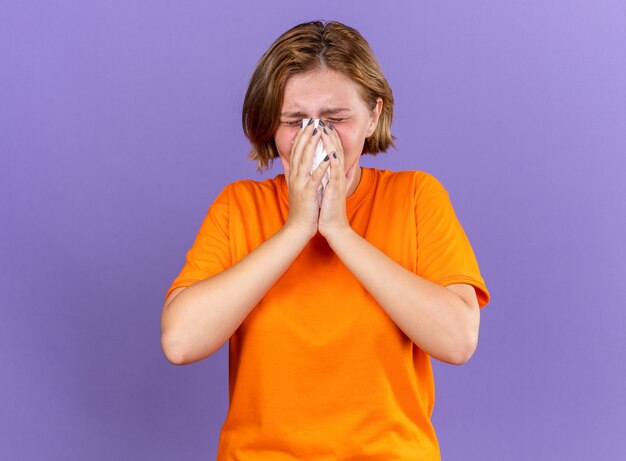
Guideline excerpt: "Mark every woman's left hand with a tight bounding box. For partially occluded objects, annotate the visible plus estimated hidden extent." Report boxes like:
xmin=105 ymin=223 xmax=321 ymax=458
xmin=317 ymin=124 xmax=357 ymax=239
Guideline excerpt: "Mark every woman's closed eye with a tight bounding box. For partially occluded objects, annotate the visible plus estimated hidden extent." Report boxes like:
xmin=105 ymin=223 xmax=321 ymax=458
xmin=281 ymin=118 xmax=344 ymax=127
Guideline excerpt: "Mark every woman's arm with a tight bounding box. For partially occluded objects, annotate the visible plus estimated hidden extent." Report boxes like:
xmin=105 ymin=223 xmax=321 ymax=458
xmin=325 ymin=227 xmax=480 ymax=365
xmin=161 ymin=224 xmax=310 ymax=365
xmin=161 ymin=122 xmax=328 ymax=365
xmin=317 ymin=128 xmax=480 ymax=365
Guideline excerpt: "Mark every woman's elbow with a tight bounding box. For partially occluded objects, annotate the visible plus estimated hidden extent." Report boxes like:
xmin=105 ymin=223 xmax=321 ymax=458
xmin=450 ymin=331 xmax=479 ymax=365
xmin=161 ymin=333 xmax=188 ymax=365
xmin=450 ymin=304 xmax=480 ymax=365
xmin=160 ymin=329 xmax=225 ymax=365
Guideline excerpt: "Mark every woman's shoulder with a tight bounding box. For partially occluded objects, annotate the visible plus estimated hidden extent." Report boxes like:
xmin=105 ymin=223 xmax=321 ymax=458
xmin=214 ymin=174 xmax=284 ymax=202
xmin=232 ymin=174 xmax=283 ymax=192
xmin=369 ymin=167 xmax=447 ymax=196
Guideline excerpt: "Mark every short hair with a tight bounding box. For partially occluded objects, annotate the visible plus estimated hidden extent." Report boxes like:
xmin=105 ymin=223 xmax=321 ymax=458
xmin=242 ymin=20 xmax=395 ymax=172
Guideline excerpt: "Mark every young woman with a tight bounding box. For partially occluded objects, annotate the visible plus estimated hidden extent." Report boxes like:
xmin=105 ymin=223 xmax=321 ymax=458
xmin=161 ymin=20 xmax=490 ymax=460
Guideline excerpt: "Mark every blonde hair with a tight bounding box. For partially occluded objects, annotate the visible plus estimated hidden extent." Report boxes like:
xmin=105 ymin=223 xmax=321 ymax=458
xmin=242 ymin=20 xmax=395 ymax=172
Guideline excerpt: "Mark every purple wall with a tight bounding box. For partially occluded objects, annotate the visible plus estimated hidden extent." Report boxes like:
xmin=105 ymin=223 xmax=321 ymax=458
xmin=2 ymin=1 xmax=625 ymax=459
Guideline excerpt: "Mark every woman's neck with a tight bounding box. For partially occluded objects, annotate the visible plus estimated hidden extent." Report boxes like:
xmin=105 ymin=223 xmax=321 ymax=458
xmin=346 ymin=166 xmax=362 ymax=197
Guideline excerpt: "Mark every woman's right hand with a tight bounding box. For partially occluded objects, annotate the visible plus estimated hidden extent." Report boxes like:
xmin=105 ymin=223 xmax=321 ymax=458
xmin=283 ymin=120 xmax=331 ymax=241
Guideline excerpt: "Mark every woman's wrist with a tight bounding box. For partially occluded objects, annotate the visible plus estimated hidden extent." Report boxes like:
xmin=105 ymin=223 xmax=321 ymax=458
xmin=322 ymin=224 xmax=356 ymax=249
xmin=281 ymin=221 xmax=317 ymax=247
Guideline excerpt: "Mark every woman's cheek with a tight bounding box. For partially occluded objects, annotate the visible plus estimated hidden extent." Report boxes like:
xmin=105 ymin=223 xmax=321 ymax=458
xmin=335 ymin=127 xmax=364 ymax=168
xmin=331 ymin=126 xmax=346 ymax=147
xmin=334 ymin=126 xmax=356 ymax=157
xmin=274 ymin=130 xmax=297 ymax=171
xmin=274 ymin=128 xmax=293 ymax=157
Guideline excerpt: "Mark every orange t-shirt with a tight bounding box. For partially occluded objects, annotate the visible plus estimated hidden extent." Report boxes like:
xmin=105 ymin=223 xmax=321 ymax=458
xmin=165 ymin=167 xmax=490 ymax=460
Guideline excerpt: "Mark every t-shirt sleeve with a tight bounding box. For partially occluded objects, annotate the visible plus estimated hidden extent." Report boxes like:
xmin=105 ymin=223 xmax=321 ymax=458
xmin=414 ymin=173 xmax=491 ymax=309
xmin=164 ymin=185 xmax=232 ymax=301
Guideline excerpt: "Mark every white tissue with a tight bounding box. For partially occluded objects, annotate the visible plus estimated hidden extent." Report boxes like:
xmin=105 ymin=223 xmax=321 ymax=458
xmin=301 ymin=118 xmax=330 ymax=207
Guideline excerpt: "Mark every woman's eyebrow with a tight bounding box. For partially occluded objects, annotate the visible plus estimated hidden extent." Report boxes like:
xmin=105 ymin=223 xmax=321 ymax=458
xmin=320 ymin=107 xmax=351 ymax=115
xmin=280 ymin=108 xmax=351 ymax=117
xmin=280 ymin=110 xmax=308 ymax=118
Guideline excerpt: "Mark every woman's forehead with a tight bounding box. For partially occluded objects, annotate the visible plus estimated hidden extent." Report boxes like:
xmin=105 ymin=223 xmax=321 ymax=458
xmin=284 ymin=68 xmax=357 ymax=90
xmin=281 ymin=69 xmax=364 ymax=113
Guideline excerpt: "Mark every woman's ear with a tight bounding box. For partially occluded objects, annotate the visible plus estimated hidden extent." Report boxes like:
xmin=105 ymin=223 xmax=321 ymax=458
xmin=367 ymin=97 xmax=384 ymax=137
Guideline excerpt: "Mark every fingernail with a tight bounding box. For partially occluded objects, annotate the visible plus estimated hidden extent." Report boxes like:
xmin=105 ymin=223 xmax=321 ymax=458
xmin=328 ymin=124 xmax=334 ymax=131
xmin=307 ymin=118 xmax=314 ymax=126
xmin=312 ymin=128 xmax=318 ymax=135
xmin=319 ymin=120 xmax=326 ymax=127
xmin=324 ymin=154 xmax=330 ymax=161
xmin=323 ymin=127 xmax=328 ymax=135
xmin=332 ymin=152 xmax=337 ymax=159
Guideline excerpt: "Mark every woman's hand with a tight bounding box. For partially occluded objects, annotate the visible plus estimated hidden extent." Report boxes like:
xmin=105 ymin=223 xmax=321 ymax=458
xmin=317 ymin=124 xmax=357 ymax=239
xmin=283 ymin=120 xmax=331 ymax=241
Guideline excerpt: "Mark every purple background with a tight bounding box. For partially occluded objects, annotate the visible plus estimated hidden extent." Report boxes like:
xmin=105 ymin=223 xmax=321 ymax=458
xmin=2 ymin=1 xmax=625 ymax=459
